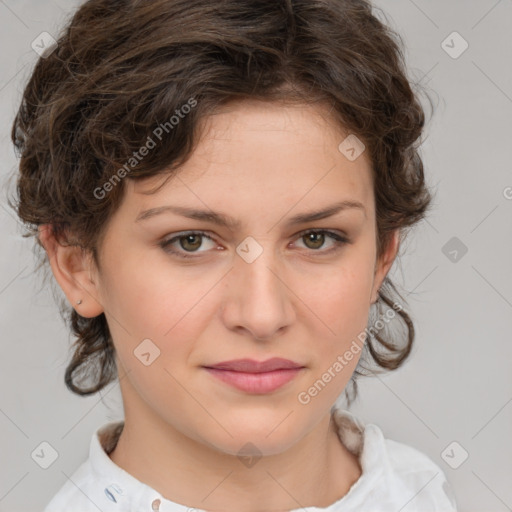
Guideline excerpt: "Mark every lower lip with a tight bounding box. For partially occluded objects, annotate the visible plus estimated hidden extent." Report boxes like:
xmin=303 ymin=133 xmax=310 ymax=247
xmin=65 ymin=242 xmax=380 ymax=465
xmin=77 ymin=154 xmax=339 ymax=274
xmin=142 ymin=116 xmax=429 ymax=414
xmin=203 ymin=367 xmax=304 ymax=393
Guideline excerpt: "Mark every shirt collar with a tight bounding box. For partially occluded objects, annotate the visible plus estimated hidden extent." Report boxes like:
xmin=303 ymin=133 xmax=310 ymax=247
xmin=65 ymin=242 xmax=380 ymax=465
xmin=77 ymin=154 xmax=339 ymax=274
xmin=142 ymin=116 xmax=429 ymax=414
xmin=89 ymin=407 xmax=386 ymax=511
xmin=89 ymin=421 xmax=189 ymax=511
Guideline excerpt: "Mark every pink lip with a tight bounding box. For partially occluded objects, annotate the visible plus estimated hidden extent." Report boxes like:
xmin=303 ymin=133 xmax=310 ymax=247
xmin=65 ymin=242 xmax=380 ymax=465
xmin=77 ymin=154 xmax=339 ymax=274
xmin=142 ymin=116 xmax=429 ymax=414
xmin=205 ymin=357 xmax=303 ymax=373
xmin=203 ymin=358 xmax=305 ymax=394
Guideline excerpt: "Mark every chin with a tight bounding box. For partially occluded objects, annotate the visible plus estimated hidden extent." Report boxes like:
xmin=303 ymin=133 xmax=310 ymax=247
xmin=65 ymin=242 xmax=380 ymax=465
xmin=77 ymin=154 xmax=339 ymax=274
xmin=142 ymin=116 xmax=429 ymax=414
xmin=202 ymin=412 xmax=306 ymax=458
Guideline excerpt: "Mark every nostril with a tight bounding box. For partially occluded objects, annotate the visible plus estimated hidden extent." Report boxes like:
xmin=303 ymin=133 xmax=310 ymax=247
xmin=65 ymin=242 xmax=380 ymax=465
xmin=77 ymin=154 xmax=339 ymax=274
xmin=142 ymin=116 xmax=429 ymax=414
xmin=151 ymin=498 xmax=161 ymax=510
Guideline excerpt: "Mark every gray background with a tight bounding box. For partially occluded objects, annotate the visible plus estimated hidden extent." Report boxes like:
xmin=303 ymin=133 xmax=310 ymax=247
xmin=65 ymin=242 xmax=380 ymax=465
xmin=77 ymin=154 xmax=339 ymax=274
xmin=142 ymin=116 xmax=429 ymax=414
xmin=1 ymin=1 xmax=511 ymax=511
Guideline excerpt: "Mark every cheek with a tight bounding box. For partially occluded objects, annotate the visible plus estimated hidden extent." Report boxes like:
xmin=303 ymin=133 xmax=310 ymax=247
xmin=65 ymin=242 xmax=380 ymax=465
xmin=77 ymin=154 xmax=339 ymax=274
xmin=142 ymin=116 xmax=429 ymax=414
xmin=298 ymin=265 xmax=373 ymax=403
xmin=306 ymin=257 xmax=374 ymax=336
xmin=100 ymin=247 xmax=216 ymax=340
xmin=300 ymin=255 xmax=375 ymax=399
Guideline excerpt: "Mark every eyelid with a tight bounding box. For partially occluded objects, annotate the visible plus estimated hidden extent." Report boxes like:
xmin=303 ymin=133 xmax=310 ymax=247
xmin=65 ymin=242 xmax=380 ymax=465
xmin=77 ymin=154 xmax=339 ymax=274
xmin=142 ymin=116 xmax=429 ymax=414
xmin=294 ymin=227 xmax=348 ymax=240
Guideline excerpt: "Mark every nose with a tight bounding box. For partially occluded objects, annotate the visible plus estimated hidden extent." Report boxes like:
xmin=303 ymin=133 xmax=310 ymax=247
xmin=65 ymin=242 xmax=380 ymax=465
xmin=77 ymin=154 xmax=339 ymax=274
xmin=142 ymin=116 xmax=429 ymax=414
xmin=220 ymin=245 xmax=295 ymax=341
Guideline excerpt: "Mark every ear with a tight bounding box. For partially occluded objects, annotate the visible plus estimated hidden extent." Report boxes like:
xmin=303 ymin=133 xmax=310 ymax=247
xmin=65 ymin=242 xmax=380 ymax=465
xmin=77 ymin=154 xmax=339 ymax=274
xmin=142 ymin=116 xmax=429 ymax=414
xmin=38 ymin=224 xmax=105 ymax=318
xmin=369 ymin=229 xmax=400 ymax=304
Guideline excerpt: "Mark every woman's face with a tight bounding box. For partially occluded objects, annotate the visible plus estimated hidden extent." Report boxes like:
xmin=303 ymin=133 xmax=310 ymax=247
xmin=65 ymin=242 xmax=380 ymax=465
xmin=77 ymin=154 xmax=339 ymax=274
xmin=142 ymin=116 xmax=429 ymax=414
xmin=86 ymin=100 xmax=397 ymax=455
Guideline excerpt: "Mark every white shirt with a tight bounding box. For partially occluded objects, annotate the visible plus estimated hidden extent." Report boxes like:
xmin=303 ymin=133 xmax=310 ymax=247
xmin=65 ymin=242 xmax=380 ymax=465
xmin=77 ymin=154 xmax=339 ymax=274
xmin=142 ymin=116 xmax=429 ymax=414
xmin=43 ymin=407 xmax=458 ymax=511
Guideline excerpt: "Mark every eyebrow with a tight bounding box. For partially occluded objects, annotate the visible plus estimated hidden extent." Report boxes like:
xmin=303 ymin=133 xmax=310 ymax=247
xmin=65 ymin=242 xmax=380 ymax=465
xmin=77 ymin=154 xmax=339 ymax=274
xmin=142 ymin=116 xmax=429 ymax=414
xmin=135 ymin=200 xmax=366 ymax=229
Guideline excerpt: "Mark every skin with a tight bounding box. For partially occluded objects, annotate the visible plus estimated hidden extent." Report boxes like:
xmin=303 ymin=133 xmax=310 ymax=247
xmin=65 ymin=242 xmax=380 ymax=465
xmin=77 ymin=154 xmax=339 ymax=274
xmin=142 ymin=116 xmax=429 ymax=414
xmin=39 ymin=99 xmax=399 ymax=512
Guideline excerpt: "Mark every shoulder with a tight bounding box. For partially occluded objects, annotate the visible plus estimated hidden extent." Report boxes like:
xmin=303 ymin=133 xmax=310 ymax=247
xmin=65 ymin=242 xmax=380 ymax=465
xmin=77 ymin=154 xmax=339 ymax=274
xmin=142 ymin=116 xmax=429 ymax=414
xmin=332 ymin=408 xmax=458 ymax=511
xmin=43 ymin=421 xmax=126 ymax=512
xmin=363 ymin=424 xmax=458 ymax=511
xmin=383 ymin=433 xmax=458 ymax=510
xmin=43 ymin=460 xmax=102 ymax=512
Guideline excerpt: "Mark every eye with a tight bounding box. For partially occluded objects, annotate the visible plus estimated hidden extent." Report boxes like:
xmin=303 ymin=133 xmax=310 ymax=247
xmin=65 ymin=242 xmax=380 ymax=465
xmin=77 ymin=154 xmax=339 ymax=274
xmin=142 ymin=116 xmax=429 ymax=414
xmin=293 ymin=229 xmax=349 ymax=254
xmin=159 ymin=229 xmax=350 ymax=260
xmin=159 ymin=231 xmax=218 ymax=259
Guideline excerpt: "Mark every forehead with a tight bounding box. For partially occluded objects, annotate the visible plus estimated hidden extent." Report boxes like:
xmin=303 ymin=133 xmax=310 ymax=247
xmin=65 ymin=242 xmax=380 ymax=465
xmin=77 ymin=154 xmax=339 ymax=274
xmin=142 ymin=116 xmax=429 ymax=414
xmin=126 ymin=100 xmax=374 ymax=223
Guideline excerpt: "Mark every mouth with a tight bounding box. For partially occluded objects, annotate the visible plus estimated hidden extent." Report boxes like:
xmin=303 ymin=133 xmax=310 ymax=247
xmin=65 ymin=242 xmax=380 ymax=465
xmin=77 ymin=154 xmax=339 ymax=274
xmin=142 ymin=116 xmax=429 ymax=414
xmin=202 ymin=358 xmax=305 ymax=394
xmin=203 ymin=367 xmax=304 ymax=394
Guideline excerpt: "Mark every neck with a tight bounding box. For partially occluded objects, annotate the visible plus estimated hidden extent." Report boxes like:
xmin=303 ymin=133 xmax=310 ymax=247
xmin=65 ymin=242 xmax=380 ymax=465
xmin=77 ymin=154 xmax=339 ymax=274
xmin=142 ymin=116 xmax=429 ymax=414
xmin=109 ymin=408 xmax=362 ymax=511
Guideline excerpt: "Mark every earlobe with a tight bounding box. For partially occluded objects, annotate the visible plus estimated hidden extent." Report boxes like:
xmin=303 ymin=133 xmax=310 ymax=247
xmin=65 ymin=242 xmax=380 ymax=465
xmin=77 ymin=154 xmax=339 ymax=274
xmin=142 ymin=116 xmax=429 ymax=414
xmin=38 ymin=224 xmax=104 ymax=318
xmin=370 ymin=229 xmax=400 ymax=305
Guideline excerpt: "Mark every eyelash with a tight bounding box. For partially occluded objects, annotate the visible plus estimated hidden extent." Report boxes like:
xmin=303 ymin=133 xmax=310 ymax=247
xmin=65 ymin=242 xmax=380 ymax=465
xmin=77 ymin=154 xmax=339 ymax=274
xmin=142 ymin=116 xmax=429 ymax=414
xmin=159 ymin=229 xmax=350 ymax=260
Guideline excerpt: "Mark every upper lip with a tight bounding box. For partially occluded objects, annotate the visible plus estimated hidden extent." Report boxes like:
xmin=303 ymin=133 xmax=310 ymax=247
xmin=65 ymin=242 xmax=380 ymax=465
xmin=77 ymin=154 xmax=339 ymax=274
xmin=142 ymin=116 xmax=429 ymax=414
xmin=204 ymin=358 xmax=304 ymax=373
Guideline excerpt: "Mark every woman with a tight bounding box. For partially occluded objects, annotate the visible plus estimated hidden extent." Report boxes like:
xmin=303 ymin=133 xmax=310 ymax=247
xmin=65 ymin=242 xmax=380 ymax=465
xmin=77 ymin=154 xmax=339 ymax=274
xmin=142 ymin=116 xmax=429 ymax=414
xmin=11 ymin=0 xmax=457 ymax=510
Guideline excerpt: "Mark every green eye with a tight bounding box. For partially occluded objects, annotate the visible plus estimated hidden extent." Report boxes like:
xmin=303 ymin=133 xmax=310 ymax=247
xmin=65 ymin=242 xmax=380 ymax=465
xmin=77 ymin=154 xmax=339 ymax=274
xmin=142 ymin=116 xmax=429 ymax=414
xmin=160 ymin=231 xmax=215 ymax=258
xmin=159 ymin=229 xmax=349 ymax=260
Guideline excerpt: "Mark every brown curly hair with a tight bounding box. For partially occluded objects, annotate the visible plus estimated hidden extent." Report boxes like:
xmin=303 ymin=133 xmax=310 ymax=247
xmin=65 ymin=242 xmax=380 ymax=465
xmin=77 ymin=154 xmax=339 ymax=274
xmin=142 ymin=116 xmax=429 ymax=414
xmin=9 ymin=0 xmax=435 ymax=405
